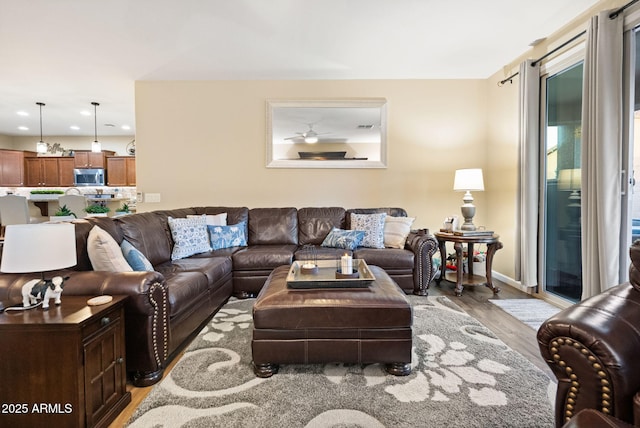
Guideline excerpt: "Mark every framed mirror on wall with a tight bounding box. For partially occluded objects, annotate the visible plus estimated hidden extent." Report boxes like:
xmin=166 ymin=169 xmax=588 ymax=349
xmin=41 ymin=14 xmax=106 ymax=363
xmin=266 ymin=98 xmax=387 ymax=168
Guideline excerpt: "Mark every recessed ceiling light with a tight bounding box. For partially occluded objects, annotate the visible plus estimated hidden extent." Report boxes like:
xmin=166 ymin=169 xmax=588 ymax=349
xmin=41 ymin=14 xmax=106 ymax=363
xmin=121 ymin=125 xmax=131 ymax=130
xmin=18 ymin=126 xmax=28 ymax=131
xmin=16 ymin=111 xmax=29 ymax=117
xmin=70 ymin=125 xmax=80 ymax=130
xmin=80 ymin=110 xmax=91 ymax=116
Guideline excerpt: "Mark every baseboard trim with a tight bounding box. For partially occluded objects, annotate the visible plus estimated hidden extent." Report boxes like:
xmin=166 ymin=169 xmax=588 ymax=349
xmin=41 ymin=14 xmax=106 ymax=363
xmin=492 ymin=271 xmax=536 ymax=295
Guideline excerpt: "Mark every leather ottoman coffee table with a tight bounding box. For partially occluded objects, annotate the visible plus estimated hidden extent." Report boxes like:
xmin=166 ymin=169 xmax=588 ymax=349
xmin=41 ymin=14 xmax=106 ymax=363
xmin=252 ymin=264 xmax=413 ymax=377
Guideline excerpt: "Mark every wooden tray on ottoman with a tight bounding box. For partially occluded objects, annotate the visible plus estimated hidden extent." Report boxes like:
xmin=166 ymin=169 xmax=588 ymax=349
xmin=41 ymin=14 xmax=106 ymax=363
xmin=286 ymin=259 xmax=376 ymax=289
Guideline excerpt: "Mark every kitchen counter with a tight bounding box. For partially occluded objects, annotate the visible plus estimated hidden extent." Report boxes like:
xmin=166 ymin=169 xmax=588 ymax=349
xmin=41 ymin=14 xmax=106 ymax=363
xmin=28 ymin=195 xmax=133 ymax=217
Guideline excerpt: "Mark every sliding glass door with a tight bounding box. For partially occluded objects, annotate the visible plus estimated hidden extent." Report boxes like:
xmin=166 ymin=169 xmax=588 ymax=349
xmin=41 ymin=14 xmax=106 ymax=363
xmin=540 ymin=61 xmax=584 ymax=302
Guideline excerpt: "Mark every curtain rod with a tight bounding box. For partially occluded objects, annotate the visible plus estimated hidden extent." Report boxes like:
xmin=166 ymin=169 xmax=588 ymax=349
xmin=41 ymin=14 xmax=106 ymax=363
xmin=498 ymin=0 xmax=638 ymax=86
xmin=610 ymin=0 xmax=640 ymax=18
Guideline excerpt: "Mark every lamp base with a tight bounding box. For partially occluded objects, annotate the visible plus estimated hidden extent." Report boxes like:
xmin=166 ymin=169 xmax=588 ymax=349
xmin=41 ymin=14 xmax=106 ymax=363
xmin=460 ymin=202 xmax=477 ymax=231
xmin=460 ymin=222 xmax=476 ymax=231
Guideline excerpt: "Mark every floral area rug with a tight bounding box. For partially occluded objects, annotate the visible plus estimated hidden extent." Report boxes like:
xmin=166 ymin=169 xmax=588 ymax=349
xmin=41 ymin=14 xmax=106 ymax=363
xmin=127 ymin=295 xmax=555 ymax=427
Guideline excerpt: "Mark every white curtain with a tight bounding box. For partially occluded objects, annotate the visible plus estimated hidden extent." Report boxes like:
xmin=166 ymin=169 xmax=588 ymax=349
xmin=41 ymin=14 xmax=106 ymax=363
xmin=516 ymin=60 xmax=540 ymax=288
xmin=581 ymin=10 xmax=624 ymax=299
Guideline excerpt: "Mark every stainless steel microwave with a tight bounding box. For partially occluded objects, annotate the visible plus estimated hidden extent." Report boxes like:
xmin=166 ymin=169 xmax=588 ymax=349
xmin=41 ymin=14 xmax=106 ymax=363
xmin=74 ymin=168 xmax=105 ymax=186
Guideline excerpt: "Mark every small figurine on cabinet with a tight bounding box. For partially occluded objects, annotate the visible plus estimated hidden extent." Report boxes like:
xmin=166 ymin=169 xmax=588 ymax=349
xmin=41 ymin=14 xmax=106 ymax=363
xmin=21 ymin=276 xmax=69 ymax=310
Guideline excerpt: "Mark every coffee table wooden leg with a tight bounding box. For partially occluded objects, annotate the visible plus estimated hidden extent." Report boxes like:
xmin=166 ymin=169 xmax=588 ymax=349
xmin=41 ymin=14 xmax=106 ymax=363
xmin=454 ymin=242 xmax=464 ymax=296
xmin=484 ymin=241 xmax=503 ymax=294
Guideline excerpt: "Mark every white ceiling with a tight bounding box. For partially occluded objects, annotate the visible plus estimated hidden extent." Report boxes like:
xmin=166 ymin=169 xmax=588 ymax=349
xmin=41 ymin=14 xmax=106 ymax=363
xmin=0 ymin=0 xmax=600 ymax=137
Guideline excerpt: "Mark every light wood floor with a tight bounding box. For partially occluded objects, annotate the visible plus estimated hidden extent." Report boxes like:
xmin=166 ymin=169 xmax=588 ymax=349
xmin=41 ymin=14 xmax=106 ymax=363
xmin=109 ymin=278 xmax=554 ymax=427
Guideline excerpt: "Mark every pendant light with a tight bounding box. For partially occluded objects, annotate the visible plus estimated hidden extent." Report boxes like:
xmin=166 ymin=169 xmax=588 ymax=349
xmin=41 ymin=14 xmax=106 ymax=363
xmin=91 ymin=101 xmax=101 ymax=153
xmin=36 ymin=102 xmax=47 ymax=154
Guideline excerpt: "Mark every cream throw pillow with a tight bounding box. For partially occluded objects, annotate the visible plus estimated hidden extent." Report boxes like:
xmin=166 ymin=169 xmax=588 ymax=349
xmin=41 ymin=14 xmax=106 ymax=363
xmin=87 ymin=225 xmax=133 ymax=272
xmin=384 ymin=216 xmax=415 ymax=249
xmin=187 ymin=213 xmax=227 ymax=226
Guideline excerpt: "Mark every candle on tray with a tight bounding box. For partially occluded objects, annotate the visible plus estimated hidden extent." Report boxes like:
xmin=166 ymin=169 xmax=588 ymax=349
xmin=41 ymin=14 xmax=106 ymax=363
xmin=341 ymin=254 xmax=353 ymax=275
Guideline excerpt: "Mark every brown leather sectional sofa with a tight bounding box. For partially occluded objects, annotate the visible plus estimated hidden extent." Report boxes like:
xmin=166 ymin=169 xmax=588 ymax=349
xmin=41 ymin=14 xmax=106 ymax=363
xmin=538 ymin=240 xmax=640 ymax=427
xmin=0 ymin=206 xmax=437 ymax=386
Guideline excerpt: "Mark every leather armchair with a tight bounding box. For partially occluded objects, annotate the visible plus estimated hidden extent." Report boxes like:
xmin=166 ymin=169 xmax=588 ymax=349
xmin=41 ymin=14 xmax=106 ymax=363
xmin=538 ymin=241 xmax=640 ymax=427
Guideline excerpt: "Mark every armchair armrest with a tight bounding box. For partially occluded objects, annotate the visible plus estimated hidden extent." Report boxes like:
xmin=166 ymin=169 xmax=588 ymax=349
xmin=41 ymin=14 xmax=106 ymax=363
xmin=537 ymin=283 xmax=640 ymax=427
xmin=405 ymin=228 xmax=438 ymax=295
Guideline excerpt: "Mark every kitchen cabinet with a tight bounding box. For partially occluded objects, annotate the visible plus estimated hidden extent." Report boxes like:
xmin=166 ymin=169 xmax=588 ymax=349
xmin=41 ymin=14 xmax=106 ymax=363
xmin=26 ymin=157 xmax=77 ymax=187
xmin=58 ymin=157 xmax=75 ymax=186
xmin=106 ymin=156 xmax=136 ymax=186
xmin=74 ymin=150 xmax=115 ymax=168
xmin=25 ymin=157 xmax=61 ymax=186
xmin=0 ymin=295 xmax=131 ymax=427
xmin=0 ymin=149 xmax=35 ymax=186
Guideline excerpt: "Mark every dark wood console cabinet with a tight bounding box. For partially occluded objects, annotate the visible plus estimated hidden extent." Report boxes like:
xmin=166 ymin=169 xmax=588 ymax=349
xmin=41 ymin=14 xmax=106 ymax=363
xmin=0 ymin=295 xmax=130 ymax=427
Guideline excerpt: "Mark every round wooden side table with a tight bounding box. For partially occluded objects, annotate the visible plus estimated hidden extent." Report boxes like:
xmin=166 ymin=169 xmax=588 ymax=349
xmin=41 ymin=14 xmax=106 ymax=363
xmin=434 ymin=232 xmax=503 ymax=296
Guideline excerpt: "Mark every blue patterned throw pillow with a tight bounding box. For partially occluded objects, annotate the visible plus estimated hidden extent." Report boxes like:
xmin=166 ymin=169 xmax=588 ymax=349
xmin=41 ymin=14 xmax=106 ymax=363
xmin=350 ymin=212 xmax=387 ymax=249
xmin=168 ymin=215 xmax=211 ymax=260
xmin=321 ymin=228 xmax=365 ymax=250
xmin=208 ymin=221 xmax=247 ymax=250
xmin=121 ymin=239 xmax=154 ymax=271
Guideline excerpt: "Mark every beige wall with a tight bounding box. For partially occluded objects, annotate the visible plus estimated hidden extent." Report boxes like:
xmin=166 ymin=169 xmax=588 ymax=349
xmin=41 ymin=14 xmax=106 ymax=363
xmin=0 ymin=134 xmax=16 ymax=149
xmin=485 ymin=75 xmax=519 ymax=278
xmin=135 ymin=79 xmax=490 ymax=233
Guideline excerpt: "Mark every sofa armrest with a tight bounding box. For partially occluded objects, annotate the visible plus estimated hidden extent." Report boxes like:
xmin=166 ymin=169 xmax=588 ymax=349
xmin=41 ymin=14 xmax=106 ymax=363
xmin=65 ymin=270 xmax=170 ymax=385
xmin=61 ymin=270 xmax=166 ymax=314
xmin=537 ymin=283 xmax=640 ymax=427
xmin=405 ymin=228 xmax=438 ymax=295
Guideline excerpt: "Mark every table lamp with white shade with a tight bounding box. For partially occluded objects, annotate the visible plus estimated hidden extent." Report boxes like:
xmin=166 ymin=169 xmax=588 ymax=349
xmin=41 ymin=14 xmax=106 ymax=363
xmin=558 ymin=168 xmax=581 ymax=228
xmin=453 ymin=168 xmax=484 ymax=231
xmin=1 ymin=223 xmax=77 ymax=308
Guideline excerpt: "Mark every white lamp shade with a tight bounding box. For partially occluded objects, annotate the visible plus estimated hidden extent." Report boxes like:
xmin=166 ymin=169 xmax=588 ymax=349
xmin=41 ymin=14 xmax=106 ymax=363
xmin=454 ymin=168 xmax=484 ymax=191
xmin=558 ymin=168 xmax=581 ymax=191
xmin=1 ymin=223 xmax=77 ymax=273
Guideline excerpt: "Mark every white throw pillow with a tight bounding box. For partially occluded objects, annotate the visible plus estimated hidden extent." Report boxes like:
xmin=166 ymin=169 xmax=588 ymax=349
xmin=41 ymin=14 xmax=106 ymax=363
xmin=350 ymin=212 xmax=387 ymax=249
xmin=188 ymin=213 xmax=227 ymax=226
xmin=87 ymin=225 xmax=133 ymax=272
xmin=384 ymin=216 xmax=415 ymax=249
xmin=168 ymin=215 xmax=211 ymax=260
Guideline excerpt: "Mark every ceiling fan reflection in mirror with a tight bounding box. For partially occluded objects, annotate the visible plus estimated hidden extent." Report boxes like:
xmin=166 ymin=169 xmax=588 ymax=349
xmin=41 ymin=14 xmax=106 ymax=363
xmin=284 ymin=124 xmax=330 ymax=144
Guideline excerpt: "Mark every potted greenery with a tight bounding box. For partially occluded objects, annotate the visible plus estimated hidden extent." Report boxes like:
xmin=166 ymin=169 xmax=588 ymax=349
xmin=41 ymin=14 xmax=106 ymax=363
xmin=49 ymin=204 xmax=77 ymax=222
xmin=114 ymin=202 xmax=131 ymax=217
xmin=30 ymin=189 xmax=65 ymax=200
xmin=84 ymin=204 xmax=110 ymax=217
